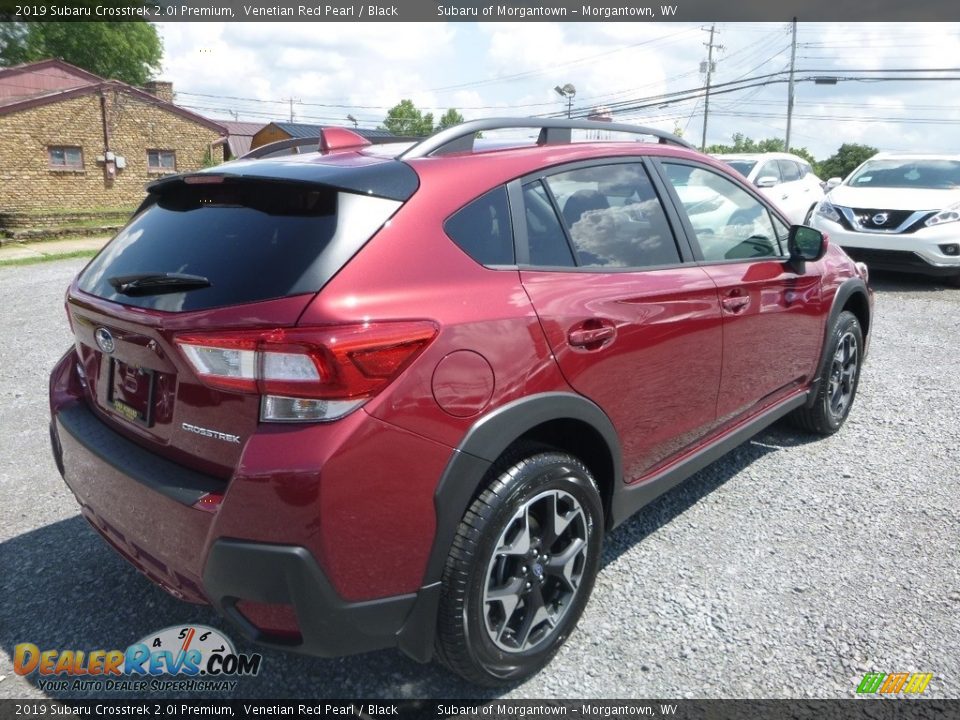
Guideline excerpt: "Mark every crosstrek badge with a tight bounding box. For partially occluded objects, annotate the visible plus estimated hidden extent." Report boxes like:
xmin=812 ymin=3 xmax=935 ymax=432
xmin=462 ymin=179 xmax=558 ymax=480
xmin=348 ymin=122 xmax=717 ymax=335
xmin=181 ymin=422 xmax=241 ymax=444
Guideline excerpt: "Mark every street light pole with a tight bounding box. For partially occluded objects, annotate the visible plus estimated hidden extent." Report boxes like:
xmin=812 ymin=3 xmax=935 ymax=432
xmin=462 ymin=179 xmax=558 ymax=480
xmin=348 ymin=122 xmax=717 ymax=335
xmin=554 ymin=83 xmax=577 ymax=118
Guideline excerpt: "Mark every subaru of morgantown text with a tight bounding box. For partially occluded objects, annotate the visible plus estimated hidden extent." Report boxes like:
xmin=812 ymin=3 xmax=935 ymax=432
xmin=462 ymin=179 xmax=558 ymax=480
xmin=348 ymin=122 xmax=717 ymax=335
xmin=49 ymin=119 xmax=872 ymax=685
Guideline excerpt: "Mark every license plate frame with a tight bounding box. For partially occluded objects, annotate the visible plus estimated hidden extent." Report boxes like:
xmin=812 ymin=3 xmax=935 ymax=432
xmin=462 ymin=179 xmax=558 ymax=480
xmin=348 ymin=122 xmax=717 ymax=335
xmin=108 ymin=359 xmax=156 ymax=427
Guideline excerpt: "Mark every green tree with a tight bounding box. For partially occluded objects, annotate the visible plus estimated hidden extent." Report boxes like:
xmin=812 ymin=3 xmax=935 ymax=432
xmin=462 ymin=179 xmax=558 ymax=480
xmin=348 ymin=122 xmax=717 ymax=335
xmin=818 ymin=143 xmax=879 ymax=181
xmin=436 ymin=108 xmax=465 ymax=131
xmin=0 ymin=22 xmax=163 ymax=86
xmin=381 ymin=99 xmax=435 ymax=137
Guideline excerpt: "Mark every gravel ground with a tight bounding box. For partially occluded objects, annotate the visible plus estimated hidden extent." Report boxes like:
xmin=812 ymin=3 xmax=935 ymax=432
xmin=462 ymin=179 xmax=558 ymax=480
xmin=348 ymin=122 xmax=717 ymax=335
xmin=0 ymin=259 xmax=957 ymax=700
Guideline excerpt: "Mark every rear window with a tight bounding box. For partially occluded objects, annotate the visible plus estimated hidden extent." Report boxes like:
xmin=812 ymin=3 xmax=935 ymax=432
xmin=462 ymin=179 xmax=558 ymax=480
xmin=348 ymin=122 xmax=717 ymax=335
xmin=78 ymin=179 xmax=400 ymax=311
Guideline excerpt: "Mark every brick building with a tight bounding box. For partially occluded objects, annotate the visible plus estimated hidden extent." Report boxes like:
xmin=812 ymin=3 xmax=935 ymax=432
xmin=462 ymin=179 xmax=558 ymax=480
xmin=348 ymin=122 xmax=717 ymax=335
xmin=0 ymin=59 xmax=226 ymax=213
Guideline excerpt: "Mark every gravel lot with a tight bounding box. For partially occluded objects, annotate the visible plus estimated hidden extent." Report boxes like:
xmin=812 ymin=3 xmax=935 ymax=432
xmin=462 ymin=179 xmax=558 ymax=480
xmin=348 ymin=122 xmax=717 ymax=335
xmin=1 ymin=259 xmax=957 ymax=700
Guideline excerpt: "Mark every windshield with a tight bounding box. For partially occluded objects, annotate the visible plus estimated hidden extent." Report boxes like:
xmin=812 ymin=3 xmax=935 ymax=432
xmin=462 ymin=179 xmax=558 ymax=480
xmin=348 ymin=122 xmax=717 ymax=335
xmin=847 ymin=159 xmax=960 ymax=190
xmin=721 ymin=160 xmax=757 ymax=178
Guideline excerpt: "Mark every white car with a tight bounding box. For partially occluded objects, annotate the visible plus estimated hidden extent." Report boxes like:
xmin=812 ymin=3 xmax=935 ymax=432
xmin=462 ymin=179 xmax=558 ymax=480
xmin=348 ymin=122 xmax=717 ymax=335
xmin=714 ymin=152 xmax=824 ymax=225
xmin=809 ymin=153 xmax=960 ymax=286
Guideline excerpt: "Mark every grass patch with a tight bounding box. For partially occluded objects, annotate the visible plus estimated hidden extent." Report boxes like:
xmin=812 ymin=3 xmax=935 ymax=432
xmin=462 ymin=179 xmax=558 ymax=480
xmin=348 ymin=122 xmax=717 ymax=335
xmin=0 ymin=250 xmax=97 ymax=268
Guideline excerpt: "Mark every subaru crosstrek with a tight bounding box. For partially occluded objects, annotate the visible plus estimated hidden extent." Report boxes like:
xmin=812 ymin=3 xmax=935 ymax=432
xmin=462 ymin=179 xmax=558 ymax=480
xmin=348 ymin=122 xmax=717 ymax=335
xmin=49 ymin=119 xmax=872 ymax=685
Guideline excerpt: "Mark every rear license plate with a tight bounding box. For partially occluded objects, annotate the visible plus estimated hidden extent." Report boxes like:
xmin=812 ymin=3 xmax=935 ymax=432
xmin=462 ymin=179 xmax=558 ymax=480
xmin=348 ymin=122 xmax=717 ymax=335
xmin=108 ymin=359 xmax=156 ymax=427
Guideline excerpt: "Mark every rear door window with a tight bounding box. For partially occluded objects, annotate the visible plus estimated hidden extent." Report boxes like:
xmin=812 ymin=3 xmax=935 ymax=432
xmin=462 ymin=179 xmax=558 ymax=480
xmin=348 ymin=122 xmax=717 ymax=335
xmin=542 ymin=163 xmax=681 ymax=268
xmin=78 ymin=179 xmax=401 ymax=312
xmin=522 ymin=181 xmax=575 ymax=268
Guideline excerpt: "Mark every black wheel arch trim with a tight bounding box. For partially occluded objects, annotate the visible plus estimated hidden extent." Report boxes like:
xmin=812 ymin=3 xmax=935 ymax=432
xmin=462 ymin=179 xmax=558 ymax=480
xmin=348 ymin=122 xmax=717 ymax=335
xmin=396 ymin=391 xmax=622 ymax=663
xmin=805 ymin=276 xmax=870 ymax=409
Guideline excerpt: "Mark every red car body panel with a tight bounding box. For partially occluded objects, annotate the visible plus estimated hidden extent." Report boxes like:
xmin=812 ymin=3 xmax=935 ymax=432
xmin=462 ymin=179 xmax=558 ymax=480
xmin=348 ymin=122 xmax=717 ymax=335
xmin=519 ymin=266 xmax=724 ymax=481
xmin=700 ymin=260 xmax=826 ymax=423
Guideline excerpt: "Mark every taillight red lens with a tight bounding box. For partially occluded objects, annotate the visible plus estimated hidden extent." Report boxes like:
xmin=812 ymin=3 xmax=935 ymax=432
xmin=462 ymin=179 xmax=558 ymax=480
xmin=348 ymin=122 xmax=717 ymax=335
xmin=175 ymin=322 xmax=437 ymax=401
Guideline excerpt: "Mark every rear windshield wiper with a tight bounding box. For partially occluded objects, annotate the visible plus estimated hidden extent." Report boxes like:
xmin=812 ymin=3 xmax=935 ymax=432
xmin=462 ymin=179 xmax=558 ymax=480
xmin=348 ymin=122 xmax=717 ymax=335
xmin=108 ymin=273 xmax=211 ymax=296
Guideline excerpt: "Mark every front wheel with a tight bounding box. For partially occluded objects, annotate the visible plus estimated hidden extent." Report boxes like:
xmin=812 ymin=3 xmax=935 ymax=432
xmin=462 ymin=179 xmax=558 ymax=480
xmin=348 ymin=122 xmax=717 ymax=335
xmin=791 ymin=310 xmax=864 ymax=435
xmin=435 ymin=449 xmax=604 ymax=686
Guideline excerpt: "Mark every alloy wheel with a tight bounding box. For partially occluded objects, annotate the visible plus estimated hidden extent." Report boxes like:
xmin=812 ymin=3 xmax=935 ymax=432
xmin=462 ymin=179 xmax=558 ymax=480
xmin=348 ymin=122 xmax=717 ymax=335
xmin=482 ymin=489 xmax=589 ymax=653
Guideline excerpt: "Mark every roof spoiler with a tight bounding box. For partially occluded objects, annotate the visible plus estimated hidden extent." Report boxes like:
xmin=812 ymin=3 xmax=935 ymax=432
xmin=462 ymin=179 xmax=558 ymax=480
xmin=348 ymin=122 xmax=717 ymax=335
xmin=239 ymin=127 xmax=373 ymax=159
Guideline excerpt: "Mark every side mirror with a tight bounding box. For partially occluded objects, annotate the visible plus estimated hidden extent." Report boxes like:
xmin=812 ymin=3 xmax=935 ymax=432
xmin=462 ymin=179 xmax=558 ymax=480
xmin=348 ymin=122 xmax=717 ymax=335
xmin=755 ymin=176 xmax=779 ymax=188
xmin=788 ymin=225 xmax=828 ymax=263
xmin=824 ymin=177 xmax=842 ymax=191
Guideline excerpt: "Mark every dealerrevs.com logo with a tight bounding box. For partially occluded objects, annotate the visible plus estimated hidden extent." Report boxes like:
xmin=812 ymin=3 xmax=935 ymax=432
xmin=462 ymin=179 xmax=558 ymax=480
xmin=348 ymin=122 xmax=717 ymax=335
xmin=14 ymin=625 xmax=262 ymax=692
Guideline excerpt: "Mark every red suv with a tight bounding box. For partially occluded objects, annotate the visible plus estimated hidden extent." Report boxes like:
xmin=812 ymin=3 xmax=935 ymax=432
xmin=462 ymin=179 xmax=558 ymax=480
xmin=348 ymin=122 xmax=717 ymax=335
xmin=49 ymin=119 xmax=872 ymax=685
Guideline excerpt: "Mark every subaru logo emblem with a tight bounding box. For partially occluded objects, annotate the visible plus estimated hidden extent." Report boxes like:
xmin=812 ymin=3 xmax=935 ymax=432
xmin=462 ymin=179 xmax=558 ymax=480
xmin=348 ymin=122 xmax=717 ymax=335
xmin=95 ymin=327 xmax=115 ymax=354
xmin=871 ymin=212 xmax=889 ymax=225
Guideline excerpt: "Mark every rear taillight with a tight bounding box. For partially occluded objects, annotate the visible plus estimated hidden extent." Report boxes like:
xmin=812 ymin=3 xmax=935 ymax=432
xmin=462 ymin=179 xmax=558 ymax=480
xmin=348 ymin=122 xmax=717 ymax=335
xmin=175 ymin=322 xmax=437 ymax=422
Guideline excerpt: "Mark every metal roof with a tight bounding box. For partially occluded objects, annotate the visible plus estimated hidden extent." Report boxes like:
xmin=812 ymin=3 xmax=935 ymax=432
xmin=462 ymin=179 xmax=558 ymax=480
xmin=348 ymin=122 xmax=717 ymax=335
xmin=271 ymin=122 xmax=397 ymax=141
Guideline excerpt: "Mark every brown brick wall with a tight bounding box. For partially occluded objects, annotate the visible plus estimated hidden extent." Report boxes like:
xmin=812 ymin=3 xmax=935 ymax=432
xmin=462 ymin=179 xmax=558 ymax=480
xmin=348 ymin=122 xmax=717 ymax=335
xmin=0 ymin=89 xmax=224 ymax=212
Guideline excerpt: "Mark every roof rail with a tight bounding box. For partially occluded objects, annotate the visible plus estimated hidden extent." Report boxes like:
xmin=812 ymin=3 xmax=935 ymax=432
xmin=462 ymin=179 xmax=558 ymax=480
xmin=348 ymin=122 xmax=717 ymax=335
xmin=398 ymin=117 xmax=695 ymax=159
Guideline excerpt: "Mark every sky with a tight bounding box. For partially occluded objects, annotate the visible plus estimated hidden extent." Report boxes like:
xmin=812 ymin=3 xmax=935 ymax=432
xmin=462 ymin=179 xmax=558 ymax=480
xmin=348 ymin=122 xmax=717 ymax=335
xmin=156 ymin=22 xmax=960 ymax=161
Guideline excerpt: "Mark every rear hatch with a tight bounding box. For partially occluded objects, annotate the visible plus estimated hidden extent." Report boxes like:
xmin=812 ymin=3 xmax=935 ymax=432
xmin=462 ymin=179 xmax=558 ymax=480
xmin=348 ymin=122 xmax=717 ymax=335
xmin=68 ymin=163 xmax=414 ymax=478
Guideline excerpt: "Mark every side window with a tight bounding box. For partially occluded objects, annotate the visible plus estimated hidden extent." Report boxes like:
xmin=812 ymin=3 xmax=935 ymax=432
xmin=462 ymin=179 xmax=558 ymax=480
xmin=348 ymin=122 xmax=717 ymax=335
xmin=662 ymin=162 xmax=779 ymax=262
xmin=542 ymin=163 xmax=680 ymax=268
xmin=444 ymin=186 xmax=515 ymax=266
xmin=522 ymin=181 xmax=575 ymax=267
xmin=756 ymin=161 xmax=781 ymax=184
xmin=778 ymin=160 xmax=802 ymax=182
xmin=48 ymin=146 xmax=83 ymax=170
xmin=147 ymin=149 xmax=176 ymax=173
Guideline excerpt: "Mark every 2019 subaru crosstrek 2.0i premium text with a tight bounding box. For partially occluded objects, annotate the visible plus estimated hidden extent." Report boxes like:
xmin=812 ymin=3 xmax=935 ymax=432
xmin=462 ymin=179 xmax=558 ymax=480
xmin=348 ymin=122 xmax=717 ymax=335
xmin=50 ymin=119 xmax=872 ymax=685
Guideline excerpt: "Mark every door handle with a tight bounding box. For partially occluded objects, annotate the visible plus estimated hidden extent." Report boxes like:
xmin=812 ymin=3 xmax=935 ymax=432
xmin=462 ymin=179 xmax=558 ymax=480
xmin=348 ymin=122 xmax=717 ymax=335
xmin=568 ymin=321 xmax=616 ymax=349
xmin=721 ymin=293 xmax=751 ymax=313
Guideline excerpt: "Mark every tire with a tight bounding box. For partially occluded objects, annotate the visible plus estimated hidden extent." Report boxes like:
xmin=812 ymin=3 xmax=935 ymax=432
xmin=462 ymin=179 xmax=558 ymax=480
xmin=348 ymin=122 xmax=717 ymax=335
xmin=947 ymin=274 xmax=960 ymax=288
xmin=435 ymin=447 xmax=604 ymax=686
xmin=791 ymin=310 xmax=864 ymax=435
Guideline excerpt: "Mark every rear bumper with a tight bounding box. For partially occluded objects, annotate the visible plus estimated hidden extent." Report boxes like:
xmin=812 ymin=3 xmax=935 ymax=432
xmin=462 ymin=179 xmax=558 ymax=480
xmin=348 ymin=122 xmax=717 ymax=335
xmin=52 ymin=402 xmax=217 ymax=603
xmin=49 ymin=349 xmax=446 ymax=660
xmin=203 ymin=540 xmax=426 ymax=657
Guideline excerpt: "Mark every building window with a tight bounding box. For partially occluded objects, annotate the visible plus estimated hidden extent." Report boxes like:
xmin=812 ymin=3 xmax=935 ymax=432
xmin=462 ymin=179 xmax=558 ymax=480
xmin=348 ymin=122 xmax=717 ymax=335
xmin=147 ymin=149 xmax=176 ymax=173
xmin=48 ymin=146 xmax=83 ymax=170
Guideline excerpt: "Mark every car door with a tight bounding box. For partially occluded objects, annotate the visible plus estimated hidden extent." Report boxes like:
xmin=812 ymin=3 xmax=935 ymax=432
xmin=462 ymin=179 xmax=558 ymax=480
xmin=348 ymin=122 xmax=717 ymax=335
xmin=514 ymin=160 xmax=725 ymax=482
xmin=753 ymin=159 xmax=795 ymax=221
xmin=656 ymin=160 xmax=826 ymax=425
xmin=777 ymin=159 xmax=809 ymax=223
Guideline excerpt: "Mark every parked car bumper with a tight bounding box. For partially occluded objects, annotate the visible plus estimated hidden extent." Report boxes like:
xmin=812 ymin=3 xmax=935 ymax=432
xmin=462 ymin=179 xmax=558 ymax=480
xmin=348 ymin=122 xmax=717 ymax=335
xmin=812 ymin=216 xmax=960 ymax=276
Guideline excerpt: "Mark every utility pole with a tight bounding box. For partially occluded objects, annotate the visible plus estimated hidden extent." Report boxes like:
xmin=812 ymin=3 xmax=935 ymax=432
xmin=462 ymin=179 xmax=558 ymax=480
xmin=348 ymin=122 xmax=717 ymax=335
xmin=785 ymin=17 xmax=798 ymax=152
xmin=700 ymin=24 xmax=722 ymax=152
xmin=285 ymin=97 xmax=301 ymax=123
